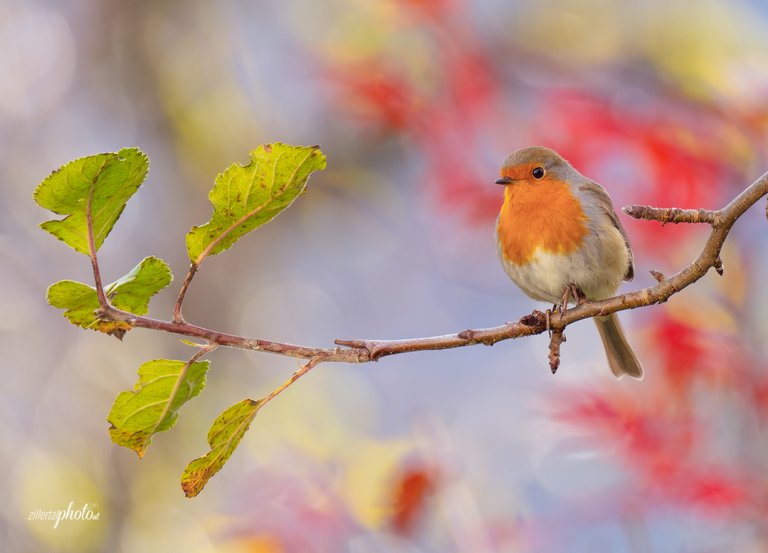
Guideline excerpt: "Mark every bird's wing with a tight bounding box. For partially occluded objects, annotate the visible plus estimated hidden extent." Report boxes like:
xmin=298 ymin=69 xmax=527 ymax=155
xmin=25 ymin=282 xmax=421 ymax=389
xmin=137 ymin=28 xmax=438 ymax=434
xmin=579 ymin=181 xmax=635 ymax=281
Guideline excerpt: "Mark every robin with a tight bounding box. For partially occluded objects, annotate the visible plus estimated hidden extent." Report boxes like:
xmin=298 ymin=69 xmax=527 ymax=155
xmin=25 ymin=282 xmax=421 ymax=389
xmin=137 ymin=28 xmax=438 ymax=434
xmin=495 ymin=146 xmax=643 ymax=379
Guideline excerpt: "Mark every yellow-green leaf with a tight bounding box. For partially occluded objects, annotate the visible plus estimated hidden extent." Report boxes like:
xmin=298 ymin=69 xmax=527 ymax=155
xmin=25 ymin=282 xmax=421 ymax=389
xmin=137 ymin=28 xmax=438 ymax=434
xmin=46 ymin=256 xmax=172 ymax=337
xmin=181 ymin=398 xmax=264 ymax=497
xmin=104 ymin=256 xmax=173 ymax=313
xmin=34 ymin=148 xmax=148 ymax=255
xmin=185 ymin=143 xmax=326 ymax=263
xmin=45 ymin=280 xmax=132 ymax=338
xmin=107 ymin=359 xmax=210 ymax=457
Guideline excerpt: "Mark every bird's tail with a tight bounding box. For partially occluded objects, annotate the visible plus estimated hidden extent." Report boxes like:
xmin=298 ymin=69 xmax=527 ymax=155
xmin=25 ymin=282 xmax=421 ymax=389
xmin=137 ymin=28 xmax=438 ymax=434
xmin=593 ymin=314 xmax=643 ymax=379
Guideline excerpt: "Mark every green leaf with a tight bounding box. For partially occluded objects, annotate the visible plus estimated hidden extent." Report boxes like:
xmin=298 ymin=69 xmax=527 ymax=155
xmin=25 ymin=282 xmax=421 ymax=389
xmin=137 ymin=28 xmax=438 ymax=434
xmin=107 ymin=359 xmax=210 ymax=458
xmin=46 ymin=256 xmax=172 ymax=337
xmin=181 ymin=398 xmax=264 ymax=497
xmin=186 ymin=143 xmax=326 ymax=263
xmin=34 ymin=147 xmax=148 ymax=255
xmin=104 ymin=256 xmax=173 ymax=314
xmin=46 ymin=280 xmax=131 ymax=338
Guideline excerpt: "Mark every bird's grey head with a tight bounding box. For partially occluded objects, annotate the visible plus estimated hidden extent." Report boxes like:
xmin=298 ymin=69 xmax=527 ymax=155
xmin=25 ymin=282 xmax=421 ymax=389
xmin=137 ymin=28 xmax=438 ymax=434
xmin=496 ymin=146 xmax=579 ymax=185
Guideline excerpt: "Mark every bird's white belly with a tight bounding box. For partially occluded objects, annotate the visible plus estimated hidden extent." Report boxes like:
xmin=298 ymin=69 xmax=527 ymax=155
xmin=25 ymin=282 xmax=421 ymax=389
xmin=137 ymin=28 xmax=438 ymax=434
xmin=497 ymin=245 xmax=624 ymax=305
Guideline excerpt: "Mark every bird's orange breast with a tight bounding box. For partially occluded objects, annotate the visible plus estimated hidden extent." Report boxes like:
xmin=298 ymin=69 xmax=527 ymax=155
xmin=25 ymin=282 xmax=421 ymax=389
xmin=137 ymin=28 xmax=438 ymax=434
xmin=496 ymin=177 xmax=589 ymax=265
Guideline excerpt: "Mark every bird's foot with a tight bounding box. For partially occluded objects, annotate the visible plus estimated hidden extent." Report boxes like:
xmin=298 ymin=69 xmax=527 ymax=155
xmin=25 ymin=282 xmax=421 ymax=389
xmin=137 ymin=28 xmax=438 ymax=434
xmin=544 ymin=308 xmax=552 ymax=337
xmin=571 ymin=283 xmax=587 ymax=305
xmin=558 ymin=283 xmax=587 ymax=315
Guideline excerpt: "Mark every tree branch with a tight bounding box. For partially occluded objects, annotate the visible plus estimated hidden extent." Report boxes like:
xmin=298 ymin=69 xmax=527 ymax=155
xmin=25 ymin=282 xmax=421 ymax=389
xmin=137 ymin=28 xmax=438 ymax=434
xmin=97 ymin=171 xmax=768 ymax=372
xmin=621 ymin=205 xmax=719 ymax=225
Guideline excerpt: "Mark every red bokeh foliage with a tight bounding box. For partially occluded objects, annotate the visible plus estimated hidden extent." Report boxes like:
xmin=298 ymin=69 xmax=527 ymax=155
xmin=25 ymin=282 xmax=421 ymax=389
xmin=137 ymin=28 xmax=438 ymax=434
xmin=751 ymin=377 xmax=768 ymax=418
xmin=550 ymin=310 xmax=758 ymax=518
xmin=389 ymin=463 xmax=439 ymax=535
xmin=551 ymin=385 xmax=749 ymax=514
xmin=327 ymin=62 xmax=419 ymax=131
xmin=652 ymin=313 xmax=715 ymax=395
xmin=222 ymin=475 xmax=360 ymax=552
xmin=398 ymin=0 xmax=456 ymax=21
xmin=316 ymin=0 xmax=768 ymax=535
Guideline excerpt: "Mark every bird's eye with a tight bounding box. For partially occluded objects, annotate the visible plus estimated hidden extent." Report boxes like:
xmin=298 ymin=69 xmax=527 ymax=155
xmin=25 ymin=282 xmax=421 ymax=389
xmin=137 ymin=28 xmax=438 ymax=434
xmin=532 ymin=167 xmax=545 ymax=180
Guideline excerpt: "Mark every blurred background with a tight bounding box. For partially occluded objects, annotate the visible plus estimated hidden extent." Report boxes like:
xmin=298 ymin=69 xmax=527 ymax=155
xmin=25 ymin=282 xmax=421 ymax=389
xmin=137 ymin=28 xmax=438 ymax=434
xmin=3 ymin=0 xmax=768 ymax=551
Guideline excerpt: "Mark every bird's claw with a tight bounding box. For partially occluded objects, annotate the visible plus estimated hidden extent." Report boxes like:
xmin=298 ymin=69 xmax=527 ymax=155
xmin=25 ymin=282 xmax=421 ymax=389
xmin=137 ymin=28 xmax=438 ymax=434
xmin=558 ymin=283 xmax=586 ymax=316
xmin=545 ymin=308 xmax=552 ymax=337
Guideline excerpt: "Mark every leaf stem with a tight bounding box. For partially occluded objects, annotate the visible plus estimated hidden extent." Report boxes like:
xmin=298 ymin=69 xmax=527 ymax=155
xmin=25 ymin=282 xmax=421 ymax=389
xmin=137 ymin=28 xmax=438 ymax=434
xmin=87 ymin=159 xmax=110 ymax=308
xmin=262 ymin=356 xmax=323 ymax=406
xmin=177 ymin=147 xmax=321 ymax=322
xmin=150 ymin=342 xmax=218 ymax=437
xmin=173 ymin=263 xmax=198 ymax=323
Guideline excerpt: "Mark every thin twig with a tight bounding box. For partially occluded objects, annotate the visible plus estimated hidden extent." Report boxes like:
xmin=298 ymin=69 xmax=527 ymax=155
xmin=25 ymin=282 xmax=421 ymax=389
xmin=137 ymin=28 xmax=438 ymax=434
xmin=95 ymin=171 xmax=768 ymax=368
xmin=713 ymin=256 xmax=724 ymax=276
xmin=173 ymin=150 xmax=317 ymax=323
xmin=262 ymin=356 xmax=323 ymax=406
xmin=173 ymin=263 xmax=198 ymax=323
xmin=87 ymin=159 xmax=110 ymax=308
xmin=548 ymin=329 xmax=566 ymax=374
xmin=621 ymin=205 xmax=718 ymax=225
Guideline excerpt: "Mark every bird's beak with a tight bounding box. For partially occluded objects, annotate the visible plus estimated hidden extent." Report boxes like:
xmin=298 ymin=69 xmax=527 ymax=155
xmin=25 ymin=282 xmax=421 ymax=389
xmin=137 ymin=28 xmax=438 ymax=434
xmin=495 ymin=177 xmax=513 ymax=185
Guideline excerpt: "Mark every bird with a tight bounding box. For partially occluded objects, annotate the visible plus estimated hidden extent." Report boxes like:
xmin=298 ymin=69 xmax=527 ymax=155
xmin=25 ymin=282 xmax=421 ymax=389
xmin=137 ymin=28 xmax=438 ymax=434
xmin=494 ymin=146 xmax=643 ymax=379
